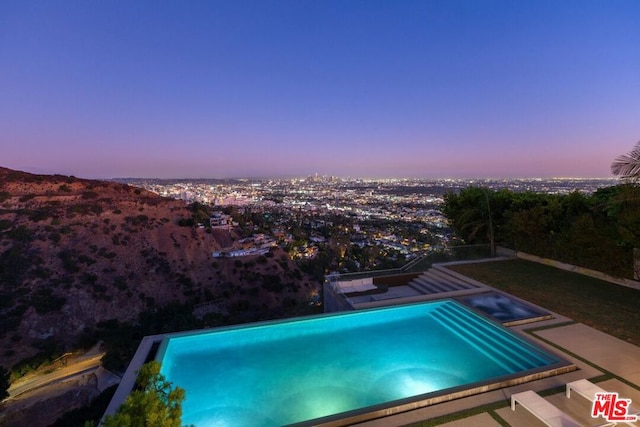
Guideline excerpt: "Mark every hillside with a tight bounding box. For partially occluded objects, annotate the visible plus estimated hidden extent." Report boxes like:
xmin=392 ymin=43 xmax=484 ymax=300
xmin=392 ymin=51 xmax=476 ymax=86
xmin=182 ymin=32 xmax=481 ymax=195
xmin=0 ymin=167 xmax=319 ymax=372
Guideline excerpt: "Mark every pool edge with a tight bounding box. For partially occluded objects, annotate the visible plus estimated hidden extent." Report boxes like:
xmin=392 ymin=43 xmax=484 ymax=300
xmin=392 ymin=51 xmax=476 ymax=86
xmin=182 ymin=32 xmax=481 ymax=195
xmin=103 ymin=300 xmax=577 ymax=426
xmin=286 ymin=360 xmax=577 ymax=426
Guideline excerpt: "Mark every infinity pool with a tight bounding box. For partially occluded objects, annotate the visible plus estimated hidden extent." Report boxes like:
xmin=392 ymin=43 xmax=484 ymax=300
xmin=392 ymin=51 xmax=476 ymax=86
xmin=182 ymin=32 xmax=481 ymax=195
xmin=156 ymin=300 xmax=569 ymax=426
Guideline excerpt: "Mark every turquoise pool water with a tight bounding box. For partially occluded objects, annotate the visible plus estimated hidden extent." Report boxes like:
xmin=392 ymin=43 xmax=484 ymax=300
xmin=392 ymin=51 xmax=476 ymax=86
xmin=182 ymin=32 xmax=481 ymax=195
xmin=156 ymin=300 xmax=561 ymax=426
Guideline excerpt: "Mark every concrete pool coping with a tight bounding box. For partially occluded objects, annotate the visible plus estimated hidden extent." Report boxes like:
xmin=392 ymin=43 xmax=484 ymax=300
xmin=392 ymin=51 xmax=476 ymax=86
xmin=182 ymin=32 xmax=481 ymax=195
xmin=102 ymin=289 xmax=640 ymax=426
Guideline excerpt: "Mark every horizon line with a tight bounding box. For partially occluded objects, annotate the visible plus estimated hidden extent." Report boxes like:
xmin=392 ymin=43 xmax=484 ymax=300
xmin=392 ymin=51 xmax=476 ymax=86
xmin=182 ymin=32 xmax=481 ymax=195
xmin=108 ymin=175 xmax=619 ymax=181
xmin=1 ymin=165 xmax=618 ymax=182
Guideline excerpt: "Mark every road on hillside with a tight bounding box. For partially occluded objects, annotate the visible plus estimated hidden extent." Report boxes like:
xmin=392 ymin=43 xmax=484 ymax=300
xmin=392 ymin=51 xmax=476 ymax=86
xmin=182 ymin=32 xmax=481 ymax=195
xmin=6 ymin=353 xmax=104 ymax=399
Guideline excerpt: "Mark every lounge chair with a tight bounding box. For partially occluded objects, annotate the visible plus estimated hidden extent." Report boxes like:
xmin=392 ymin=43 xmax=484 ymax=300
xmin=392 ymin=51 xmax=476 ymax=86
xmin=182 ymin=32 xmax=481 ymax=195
xmin=566 ymin=378 xmax=609 ymax=400
xmin=511 ymin=390 xmax=582 ymax=427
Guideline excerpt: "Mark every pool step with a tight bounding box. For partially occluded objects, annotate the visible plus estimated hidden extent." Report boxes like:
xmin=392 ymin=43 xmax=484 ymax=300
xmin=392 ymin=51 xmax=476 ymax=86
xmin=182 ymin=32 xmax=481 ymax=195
xmin=429 ymin=268 xmax=480 ymax=289
xmin=410 ymin=276 xmax=451 ymax=293
xmin=430 ymin=303 xmax=553 ymax=373
xmin=440 ymin=303 xmax=553 ymax=368
xmin=430 ymin=306 xmax=524 ymax=372
xmin=408 ymin=268 xmax=479 ymax=295
xmin=437 ymin=303 xmax=554 ymax=368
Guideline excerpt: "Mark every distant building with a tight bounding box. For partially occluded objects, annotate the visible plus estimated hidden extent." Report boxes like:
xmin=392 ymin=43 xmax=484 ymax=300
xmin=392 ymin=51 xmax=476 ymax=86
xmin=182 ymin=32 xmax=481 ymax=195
xmin=211 ymin=247 xmax=270 ymax=258
xmin=209 ymin=212 xmax=235 ymax=229
xmin=309 ymin=235 xmax=326 ymax=243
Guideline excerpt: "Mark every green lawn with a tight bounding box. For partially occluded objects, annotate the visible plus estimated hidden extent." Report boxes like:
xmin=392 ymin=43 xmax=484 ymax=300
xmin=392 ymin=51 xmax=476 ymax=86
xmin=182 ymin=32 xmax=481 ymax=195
xmin=447 ymin=259 xmax=640 ymax=346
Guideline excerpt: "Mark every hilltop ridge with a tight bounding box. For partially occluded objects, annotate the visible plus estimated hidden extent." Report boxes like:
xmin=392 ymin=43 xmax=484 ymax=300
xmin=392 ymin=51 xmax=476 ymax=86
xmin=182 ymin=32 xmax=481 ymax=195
xmin=0 ymin=167 xmax=318 ymax=372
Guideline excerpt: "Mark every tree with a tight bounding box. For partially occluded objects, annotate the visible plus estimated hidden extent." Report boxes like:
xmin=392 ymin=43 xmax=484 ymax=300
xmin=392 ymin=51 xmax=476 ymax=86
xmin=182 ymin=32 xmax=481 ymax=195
xmin=442 ymin=186 xmax=496 ymax=256
xmin=102 ymin=361 xmax=186 ymax=427
xmin=0 ymin=365 xmax=10 ymax=401
xmin=612 ymin=141 xmax=640 ymax=182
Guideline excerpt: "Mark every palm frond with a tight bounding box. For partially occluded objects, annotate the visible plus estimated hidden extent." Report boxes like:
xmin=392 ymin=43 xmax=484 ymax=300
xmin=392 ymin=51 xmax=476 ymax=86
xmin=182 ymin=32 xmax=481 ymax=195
xmin=611 ymin=141 xmax=640 ymax=180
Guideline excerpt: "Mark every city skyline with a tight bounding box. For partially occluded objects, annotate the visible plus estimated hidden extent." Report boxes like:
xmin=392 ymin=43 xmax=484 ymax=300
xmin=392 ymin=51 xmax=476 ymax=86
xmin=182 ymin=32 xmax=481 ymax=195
xmin=1 ymin=1 xmax=639 ymax=179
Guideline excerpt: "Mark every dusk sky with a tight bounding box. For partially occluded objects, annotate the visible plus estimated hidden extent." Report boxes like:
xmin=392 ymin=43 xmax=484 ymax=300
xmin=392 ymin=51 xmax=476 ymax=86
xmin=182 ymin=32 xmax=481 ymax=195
xmin=1 ymin=1 xmax=639 ymax=179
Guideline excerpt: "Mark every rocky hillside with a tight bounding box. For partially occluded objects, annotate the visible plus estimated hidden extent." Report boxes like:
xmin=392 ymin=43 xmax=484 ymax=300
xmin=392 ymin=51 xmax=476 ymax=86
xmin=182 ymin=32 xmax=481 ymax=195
xmin=0 ymin=167 xmax=318 ymax=370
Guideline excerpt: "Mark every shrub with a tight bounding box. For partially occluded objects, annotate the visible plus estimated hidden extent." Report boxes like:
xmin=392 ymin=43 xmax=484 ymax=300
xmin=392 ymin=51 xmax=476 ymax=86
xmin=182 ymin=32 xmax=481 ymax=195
xmin=78 ymin=254 xmax=96 ymax=265
xmin=113 ymin=276 xmax=128 ymax=291
xmin=68 ymin=203 xmax=103 ymax=215
xmin=261 ymin=274 xmax=284 ymax=292
xmin=58 ymin=250 xmax=80 ymax=273
xmin=177 ymin=218 xmax=194 ymax=227
xmin=28 ymin=207 xmax=55 ymax=222
xmin=31 ymin=287 xmax=66 ymax=314
xmin=81 ymin=191 xmax=99 ymax=199
xmin=29 ymin=266 xmax=51 ymax=279
xmin=81 ymin=273 xmax=98 ymax=286
xmin=0 ymin=366 xmax=9 ymax=401
xmin=11 ymin=339 xmax=62 ymax=380
xmin=7 ymin=225 xmax=32 ymax=242
xmin=102 ymin=362 xmax=185 ymax=427
xmin=18 ymin=194 xmax=35 ymax=202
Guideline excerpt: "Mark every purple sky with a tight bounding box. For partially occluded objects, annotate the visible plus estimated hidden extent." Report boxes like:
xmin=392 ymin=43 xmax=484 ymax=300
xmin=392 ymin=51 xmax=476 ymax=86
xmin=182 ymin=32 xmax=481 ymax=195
xmin=1 ymin=0 xmax=639 ymax=179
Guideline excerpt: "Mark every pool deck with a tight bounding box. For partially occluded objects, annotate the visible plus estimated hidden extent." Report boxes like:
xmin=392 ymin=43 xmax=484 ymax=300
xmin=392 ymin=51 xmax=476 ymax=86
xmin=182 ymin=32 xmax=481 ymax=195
xmin=104 ymin=265 xmax=640 ymax=426
xmin=354 ymin=310 xmax=640 ymax=426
